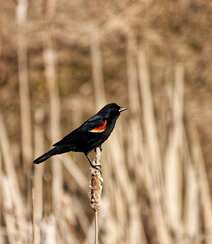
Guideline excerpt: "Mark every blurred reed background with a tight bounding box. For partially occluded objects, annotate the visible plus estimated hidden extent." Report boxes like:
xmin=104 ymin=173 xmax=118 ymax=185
xmin=0 ymin=0 xmax=212 ymax=243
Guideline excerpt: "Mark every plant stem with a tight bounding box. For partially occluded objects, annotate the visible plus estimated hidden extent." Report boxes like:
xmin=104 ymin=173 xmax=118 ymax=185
xmin=89 ymin=147 xmax=103 ymax=244
xmin=95 ymin=210 xmax=98 ymax=244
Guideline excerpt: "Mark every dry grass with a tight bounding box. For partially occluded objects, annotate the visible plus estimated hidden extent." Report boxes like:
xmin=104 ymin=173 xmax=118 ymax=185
xmin=0 ymin=1 xmax=212 ymax=244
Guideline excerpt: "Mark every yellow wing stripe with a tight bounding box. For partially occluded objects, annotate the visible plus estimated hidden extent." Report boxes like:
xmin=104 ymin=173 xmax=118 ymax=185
xmin=89 ymin=120 xmax=107 ymax=133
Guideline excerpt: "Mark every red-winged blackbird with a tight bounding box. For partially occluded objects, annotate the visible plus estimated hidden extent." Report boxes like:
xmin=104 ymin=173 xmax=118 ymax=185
xmin=33 ymin=103 xmax=127 ymax=168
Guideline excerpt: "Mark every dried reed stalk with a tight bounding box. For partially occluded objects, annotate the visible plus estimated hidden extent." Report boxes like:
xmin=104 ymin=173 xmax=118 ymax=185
xmin=164 ymin=64 xmax=184 ymax=234
xmin=184 ymin=157 xmax=200 ymax=241
xmin=40 ymin=216 xmax=56 ymax=244
xmin=90 ymin=31 xmax=106 ymax=109
xmin=32 ymin=110 xmax=45 ymax=244
xmin=127 ymin=33 xmax=140 ymax=114
xmin=190 ymin=127 xmax=212 ymax=244
xmin=43 ymin=0 xmax=63 ymax=217
xmin=138 ymin=49 xmax=171 ymax=244
xmin=43 ymin=36 xmax=63 ymax=213
xmin=0 ymin=113 xmax=27 ymax=242
xmin=16 ymin=1 xmax=33 ymax=231
xmin=126 ymin=33 xmax=145 ymax=178
xmin=1 ymin=152 xmax=16 ymax=244
xmin=0 ymin=154 xmax=4 ymax=244
xmin=1 ymin=176 xmax=17 ymax=244
xmin=138 ymin=48 xmax=163 ymax=186
xmin=126 ymin=33 xmax=147 ymax=244
xmin=16 ymin=0 xmax=32 ymax=165
xmin=89 ymin=147 xmax=103 ymax=244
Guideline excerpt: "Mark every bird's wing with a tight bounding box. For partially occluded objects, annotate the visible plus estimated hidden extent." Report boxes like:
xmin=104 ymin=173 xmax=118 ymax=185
xmin=52 ymin=130 xmax=78 ymax=147
xmin=80 ymin=115 xmax=107 ymax=132
xmin=53 ymin=115 xmax=105 ymax=147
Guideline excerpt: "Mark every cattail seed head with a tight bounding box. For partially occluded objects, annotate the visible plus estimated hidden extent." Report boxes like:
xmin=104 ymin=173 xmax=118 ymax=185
xmin=89 ymin=148 xmax=103 ymax=211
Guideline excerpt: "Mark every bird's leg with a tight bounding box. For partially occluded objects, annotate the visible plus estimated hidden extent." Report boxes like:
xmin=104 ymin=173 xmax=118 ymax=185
xmin=84 ymin=153 xmax=101 ymax=171
xmin=84 ymin=153 xmax=94 ymax=167
xmin=94 ymin=145 xmax=102 ymax=152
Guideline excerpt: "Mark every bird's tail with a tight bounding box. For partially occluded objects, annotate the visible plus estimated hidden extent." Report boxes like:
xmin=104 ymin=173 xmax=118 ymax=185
xmin=33 ymin=147 xmax=58 ymax=164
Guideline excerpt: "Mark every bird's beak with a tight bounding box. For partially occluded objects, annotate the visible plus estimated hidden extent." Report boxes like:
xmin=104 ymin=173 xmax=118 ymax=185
xmin=119 ymin=107 xmax=127 ymax=113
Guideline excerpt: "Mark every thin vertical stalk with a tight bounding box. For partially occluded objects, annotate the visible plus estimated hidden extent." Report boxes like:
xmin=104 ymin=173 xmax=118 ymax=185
xmin=164 ymin=64 xmax=184 ymax=234
xmin=138 ymin=48 xmax=171 ymax=244
xmin=190 ymin=127 xmax=212 ymax=244
xmin=126 ymin=33 xmax=147 ymax=244
xmin=43 ymin=36 xmax=62 ymax=213
xmin=95 ymin=211 xmax=98 ymax=244
xmin=184 ymin=158 xmax=199 ymax=242
xmin=126 ymin=33 xmax=144 ymax=173
xmin=138 ymin=48 xmax=162 ymax=186
xmin=0 ymin=113 xmax=27 ymax=242
xmin=16 ymin=0 xmax=32 ymax=165
xmin=0 ymin=150 xmax=3 ymax=243
xmin=2 ymin=176 xmax=17 ymax=244
xmin=90 ymin=30 xmax=106 ymax=109
xmin=16 ymin=2 xmax=33 ymax=232
xmin=127 ymin=33 xmax=140 ymax=114
xmin=40 ymin=216 xmax=56 ymax=244
xmin=43 ymin=0 xmax=62 ymax=215
xmin=33 ymin=110 xmax=45 ymax=244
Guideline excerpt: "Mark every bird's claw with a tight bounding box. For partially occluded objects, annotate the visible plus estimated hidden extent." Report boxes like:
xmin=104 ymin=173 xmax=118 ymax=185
xmin=94 ymin=164 xmax=102 ymax=174
xmin=94 ymin=146 xmax=102 ymax=153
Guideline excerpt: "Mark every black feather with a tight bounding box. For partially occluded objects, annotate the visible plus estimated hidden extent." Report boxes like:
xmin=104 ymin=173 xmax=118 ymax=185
xmin=33 ymin=103 xmax=126 ymax=166
xmin=33 ymin=147 xmax=58 ymax=164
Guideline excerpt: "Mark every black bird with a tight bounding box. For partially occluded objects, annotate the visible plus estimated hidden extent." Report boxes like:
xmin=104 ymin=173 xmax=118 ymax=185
xmin=33 ymin=103 xmax=127 ymax=168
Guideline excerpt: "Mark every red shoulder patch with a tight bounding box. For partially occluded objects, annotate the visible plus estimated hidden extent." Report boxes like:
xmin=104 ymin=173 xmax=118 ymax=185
xmin=89 ymin=120 xmax=107 ymax=133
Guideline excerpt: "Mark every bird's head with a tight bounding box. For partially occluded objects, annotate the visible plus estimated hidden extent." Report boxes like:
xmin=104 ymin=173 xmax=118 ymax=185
xmin=98 ymin=103 xmax=127 ymax=120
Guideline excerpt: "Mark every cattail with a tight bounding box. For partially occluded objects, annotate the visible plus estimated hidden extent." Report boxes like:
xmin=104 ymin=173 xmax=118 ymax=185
xmin=89 ymin=147 xmax=103 ymax=244
xmin=89 ymin=147 xmax=103 ymax=211
xmin=89 ymin=168 xmax=103 ymax=211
